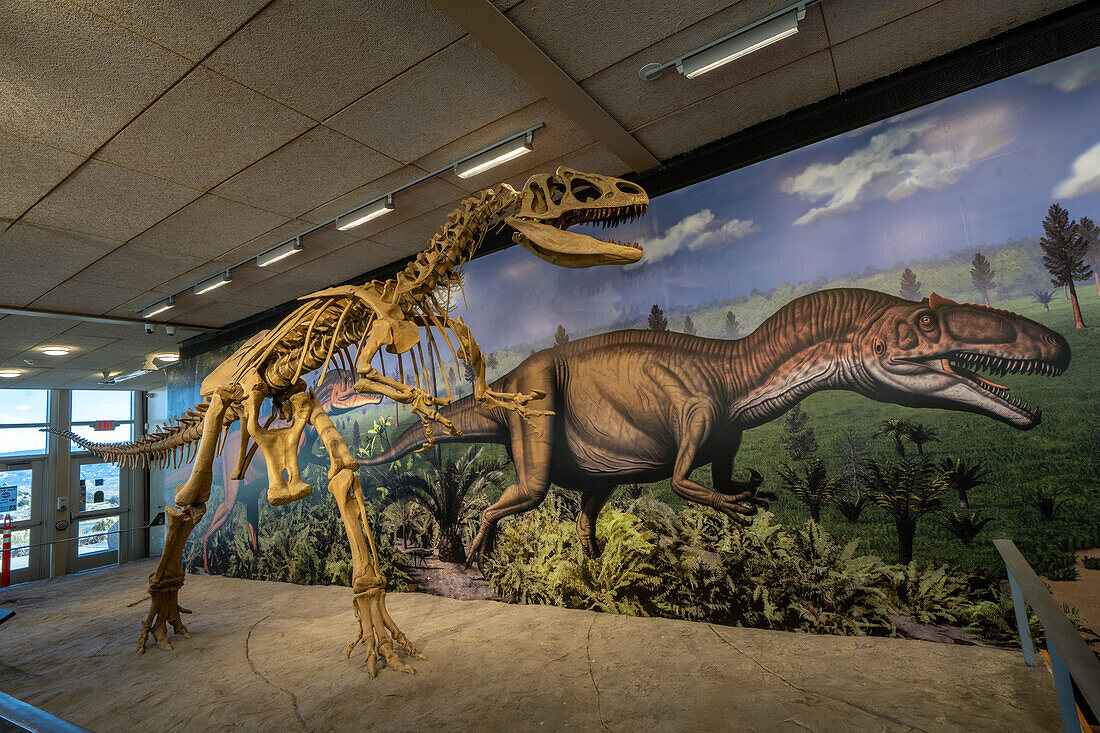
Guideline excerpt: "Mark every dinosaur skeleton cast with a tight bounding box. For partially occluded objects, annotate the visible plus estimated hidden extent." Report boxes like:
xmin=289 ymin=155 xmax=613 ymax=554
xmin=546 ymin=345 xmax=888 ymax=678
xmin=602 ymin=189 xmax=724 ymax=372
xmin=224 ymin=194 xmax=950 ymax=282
xmin=57 ymin=168 xmax=648 ymax=676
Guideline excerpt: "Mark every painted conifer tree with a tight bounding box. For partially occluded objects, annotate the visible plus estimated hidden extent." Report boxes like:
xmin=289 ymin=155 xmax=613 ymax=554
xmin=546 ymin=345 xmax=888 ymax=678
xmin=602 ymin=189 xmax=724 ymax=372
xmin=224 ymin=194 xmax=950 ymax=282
xmin=648 ymin=304 xmax=668 ymax=331
xmin=1039 ymin=203 xmax=1090 ymax=328
xmin=554 ymin=324 xmax=569 ymax=348
xmin=970 ymin=252 xmax=994 ymax=306
xmin=683 ymin=315 xmax=697 ymax=336
xmin=724 ymin=310 xmax=740 ymax=338
xmin=899 ymin=268 xmax=922 ymax=300
xmin=1079 ymin=215 xmax=1099 ymax=297
xmin=781 ymin=404 xmax=818 ymax=461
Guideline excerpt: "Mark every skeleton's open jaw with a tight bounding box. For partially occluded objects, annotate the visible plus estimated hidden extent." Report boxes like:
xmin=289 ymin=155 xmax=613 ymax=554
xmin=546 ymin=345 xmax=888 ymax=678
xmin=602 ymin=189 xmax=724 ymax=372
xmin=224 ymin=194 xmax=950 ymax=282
xmin=506 ymin=204 xmax=646 ymax=267
xmin=915 ymin=351 xmax=1065 ymax=423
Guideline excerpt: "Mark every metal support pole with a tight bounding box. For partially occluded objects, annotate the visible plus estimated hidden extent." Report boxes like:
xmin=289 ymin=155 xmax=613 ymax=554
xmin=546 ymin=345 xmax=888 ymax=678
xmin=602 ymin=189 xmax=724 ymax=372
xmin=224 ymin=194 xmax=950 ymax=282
xmin=1048 ymin=643 xmax=1084 ymax=733
xmin=1006 ymin=569 xmax=1037 ymax=667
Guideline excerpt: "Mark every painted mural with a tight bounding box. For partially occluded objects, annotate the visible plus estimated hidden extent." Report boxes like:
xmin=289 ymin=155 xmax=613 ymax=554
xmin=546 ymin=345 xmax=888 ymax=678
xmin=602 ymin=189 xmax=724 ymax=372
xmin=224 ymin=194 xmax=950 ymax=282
xmin=164 ymin=46 xmax=1100 ymax=644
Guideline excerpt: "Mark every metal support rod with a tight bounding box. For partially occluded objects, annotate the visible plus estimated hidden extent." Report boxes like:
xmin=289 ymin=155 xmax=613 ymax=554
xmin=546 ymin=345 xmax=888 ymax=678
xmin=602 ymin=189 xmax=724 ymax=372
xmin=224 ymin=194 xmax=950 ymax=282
xmin=1006 ymin=569 xmax=1037 ymax=667
xmin=3 ymin=516 xmax=164 ymax=553
xmin=1048 ymin=643 xmax=1084 ymax=733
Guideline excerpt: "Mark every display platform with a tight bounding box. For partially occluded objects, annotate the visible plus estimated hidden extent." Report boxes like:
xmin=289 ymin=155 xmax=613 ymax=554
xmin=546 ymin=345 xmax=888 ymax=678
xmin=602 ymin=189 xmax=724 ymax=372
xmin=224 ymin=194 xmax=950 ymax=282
xmin=0 ymin=560 xmax=1060 ymax=731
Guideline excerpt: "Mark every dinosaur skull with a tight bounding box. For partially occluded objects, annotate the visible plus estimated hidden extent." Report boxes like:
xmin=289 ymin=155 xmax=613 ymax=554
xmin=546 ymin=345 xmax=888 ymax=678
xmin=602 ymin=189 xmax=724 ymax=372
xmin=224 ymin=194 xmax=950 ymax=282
xmin=506 ymin=167 xmax=648 ymax=267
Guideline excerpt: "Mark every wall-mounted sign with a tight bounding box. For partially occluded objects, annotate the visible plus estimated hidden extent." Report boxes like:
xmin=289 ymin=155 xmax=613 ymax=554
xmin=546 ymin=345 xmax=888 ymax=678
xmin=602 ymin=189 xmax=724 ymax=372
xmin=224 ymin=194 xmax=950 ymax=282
xmin=90 ymin=420 xmax=117 ymax=431
xmin=0 ymin=486 xmax=16 ymax=514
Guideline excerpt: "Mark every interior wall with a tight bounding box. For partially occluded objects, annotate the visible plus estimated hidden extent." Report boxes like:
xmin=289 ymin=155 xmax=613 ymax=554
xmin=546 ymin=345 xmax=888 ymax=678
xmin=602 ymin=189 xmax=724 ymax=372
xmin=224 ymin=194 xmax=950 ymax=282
xmin=158 ymin=45 xmax=1100 ymax=579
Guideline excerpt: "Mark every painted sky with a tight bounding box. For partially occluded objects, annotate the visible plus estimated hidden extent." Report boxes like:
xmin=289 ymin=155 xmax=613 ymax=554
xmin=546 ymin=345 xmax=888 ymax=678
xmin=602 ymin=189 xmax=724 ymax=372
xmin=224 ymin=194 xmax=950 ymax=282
xmin=459 ymin=46 xmax=1100 ymax=353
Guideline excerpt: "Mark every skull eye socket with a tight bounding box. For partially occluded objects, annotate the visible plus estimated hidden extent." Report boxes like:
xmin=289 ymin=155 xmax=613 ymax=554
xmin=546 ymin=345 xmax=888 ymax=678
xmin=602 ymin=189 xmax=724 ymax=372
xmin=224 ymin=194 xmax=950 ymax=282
xmin=569 ymin=179 xmax=601 ymax=203
xmin=549 ymin=182 xmax=566 ymax=205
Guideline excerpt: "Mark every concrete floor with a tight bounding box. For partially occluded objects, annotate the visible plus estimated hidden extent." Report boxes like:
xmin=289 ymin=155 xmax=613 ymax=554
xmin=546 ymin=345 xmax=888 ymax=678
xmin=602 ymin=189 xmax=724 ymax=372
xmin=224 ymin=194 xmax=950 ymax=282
xmin=0 ymin=560 xmax=1061 ymax=732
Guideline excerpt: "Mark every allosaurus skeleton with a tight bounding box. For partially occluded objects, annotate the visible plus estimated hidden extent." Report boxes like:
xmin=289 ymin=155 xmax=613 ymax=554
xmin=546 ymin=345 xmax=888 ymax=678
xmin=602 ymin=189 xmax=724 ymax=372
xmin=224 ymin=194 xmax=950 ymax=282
xmin=57 ymin=168 xmax=648 ymax=676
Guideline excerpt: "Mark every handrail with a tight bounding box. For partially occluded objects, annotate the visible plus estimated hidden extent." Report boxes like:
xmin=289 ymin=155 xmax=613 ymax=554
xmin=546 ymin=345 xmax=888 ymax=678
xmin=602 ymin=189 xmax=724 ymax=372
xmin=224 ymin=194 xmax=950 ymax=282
xmin=0 ymin=690 xmax=93 ymax=733
xmin=993 ymin=539 xmax=1099 ymax=732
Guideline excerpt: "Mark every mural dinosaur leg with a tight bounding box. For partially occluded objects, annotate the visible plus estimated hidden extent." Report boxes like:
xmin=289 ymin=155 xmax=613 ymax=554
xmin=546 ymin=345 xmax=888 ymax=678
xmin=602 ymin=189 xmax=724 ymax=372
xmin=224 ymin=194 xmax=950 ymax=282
xmin=303 ymin=389 xmax=424 ymax=676
xmin=711 ymin=438 xmax=772 ymax=508
xmin=139 ymin=386 xmax=238 ymax=654
xmin=467 ymin=411 xmax=554 ymax=565
xmin=670 ymin=412 xmax=760 ymax=525
xmin=576 ymin=485 xmax=616 ymax=558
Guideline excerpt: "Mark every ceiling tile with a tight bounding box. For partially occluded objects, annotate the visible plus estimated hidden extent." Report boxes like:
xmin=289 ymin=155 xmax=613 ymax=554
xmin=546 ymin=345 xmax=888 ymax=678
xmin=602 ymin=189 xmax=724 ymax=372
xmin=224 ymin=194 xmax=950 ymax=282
xmin=76 ymin=243 xmax=207 ymax=292
xmin=331 ymin=177 xmax=471 ymax=244
xmin=22 ymin=159 xmax=200 ymax=242
xmin=95 ymin=66 xmax=313 ymax=189
xmin=0 ymin=0 xmax=191 ymax=155
xmin=0 ymin=316 xmax=81 ymax=342
xmin=503 ymin=0 xmax=754 ymax=82
xmin=0 ymin=222 xmax=120 ymax=308
xmin=327 ymin=37 xmax=540 ymax=164
xmin=167 ymin=300 xmax=260 ymax=327
xmin=582 ymin=3 xmax=832 ymax=133
xmin=370 ymin=200 xmax=465 ymax=256
xmin=27 ymin=278 xmax=146 ymax=316
xmin=130 ymin=194 xmax=288 ymax=260
xmin=501 ymin=143 xmax=629 ymax=191
xmin=70 ymin=0 xmax=270 ymax=60
xmin=213 ymin=126 xmax=401 ymax=217
xmin=830 ymin=0 xmax=1080 ymax=91
xmin=223 ymin=273 xmax=335 ymax=308
xmin=282 ymin=239 xmax=402 ymax=284
xmin=0 ymin=133 xmax=84 ymax=221
xmin=204 ymin=0 xmax=465 ymax=119
xmin=59 ymin=321 xmax=144 ymax=340
xmin=416 ymin=100 xmax=595 ymax=193
xmin=820 ymin=0 xmax=941 ymax=45
xmin=633 ymin=50 xmax=838 ymax=160
xmin=299 ymin=165 xmax=433 ymax=225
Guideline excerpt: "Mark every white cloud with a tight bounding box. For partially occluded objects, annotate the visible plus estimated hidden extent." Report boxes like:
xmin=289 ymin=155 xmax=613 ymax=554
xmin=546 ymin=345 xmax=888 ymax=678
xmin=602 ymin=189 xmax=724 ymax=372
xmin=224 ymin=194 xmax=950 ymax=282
xmin=781 ymin=114 xmax=1014 ymax=226
xmin=630 ymin=210 xmax=759 ymax=267
xmin=1027 ymin=48 xmax=1100 ymax=92
xmin=1053 ymin=141 xmax=1100 ymax=199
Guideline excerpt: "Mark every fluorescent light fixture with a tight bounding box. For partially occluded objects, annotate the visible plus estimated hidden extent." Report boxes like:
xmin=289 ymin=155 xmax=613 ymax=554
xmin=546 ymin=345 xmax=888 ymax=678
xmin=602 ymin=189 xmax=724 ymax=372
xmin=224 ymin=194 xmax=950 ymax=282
xmin=639 ymin=3 xmax=809 ymax=81
xmin=101 ymin=369 xmax=152 ymax=384
xmin=0 ymin=369 xmax=21 ymax=378
xmin=142 ymin=297 xmax=174 ymax=319
xmin=41 ymin=346 xmax=70 ymax=356
xmin=194 ymin=270 xmax=233 ymax=295
xmin=680 ymin=10 xmax=799 ymax=78
xmin=337 ymin=196 xmax=395 ymax=230
xmin=157 ymin=353 xmax=180 ymax=363
xmin=454 ymin=132 xmax=534 ymax=179
xmin=257 ymin=237 xmax=303 ymax=267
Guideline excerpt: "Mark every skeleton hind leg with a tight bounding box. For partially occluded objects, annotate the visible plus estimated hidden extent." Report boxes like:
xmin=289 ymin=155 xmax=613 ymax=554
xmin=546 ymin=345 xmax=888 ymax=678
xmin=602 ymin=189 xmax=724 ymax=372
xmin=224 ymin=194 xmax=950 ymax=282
xmin=306 ymin=390 xmax=424 ymax=676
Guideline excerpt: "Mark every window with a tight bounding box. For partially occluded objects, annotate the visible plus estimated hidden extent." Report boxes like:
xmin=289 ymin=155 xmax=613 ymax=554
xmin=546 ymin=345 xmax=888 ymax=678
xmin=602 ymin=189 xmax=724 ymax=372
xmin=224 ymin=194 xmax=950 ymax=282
xmin=69 ymin=391 xmax=135 ymax=453
xmin=0 ymin=389 xmax=49 ymax=457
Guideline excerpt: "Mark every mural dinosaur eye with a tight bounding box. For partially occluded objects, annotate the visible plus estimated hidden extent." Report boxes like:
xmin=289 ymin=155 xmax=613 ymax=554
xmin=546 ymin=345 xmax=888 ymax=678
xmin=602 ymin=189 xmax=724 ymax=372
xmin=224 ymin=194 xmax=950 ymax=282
xmin=918 ymin=314 xmax=936 ymax=330
xmin=874 ymin=340 xmax=885 ymax=354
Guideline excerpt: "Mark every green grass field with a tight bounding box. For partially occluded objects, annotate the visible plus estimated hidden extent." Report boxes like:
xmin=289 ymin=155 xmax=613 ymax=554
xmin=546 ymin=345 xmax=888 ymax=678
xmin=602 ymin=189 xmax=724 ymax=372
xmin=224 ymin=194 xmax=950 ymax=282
xmin=348 ymin=278 xmax=1100 ymax=574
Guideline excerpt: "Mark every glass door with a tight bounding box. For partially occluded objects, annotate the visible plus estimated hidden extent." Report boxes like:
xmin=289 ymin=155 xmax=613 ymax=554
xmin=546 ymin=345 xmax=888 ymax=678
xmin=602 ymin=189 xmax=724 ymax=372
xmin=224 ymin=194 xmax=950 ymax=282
xmin=0 ymin=461 xmax=46 ymax=585
xmin=66 ymin=457 xmax=132 ymax=572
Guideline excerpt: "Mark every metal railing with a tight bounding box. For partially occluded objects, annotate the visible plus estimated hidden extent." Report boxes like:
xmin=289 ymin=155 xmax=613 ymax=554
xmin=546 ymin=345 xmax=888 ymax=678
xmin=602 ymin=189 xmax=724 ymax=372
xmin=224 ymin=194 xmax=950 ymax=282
xmin=994 ymin=539 xmax=1100 ymax=733
xmin=0 ymin=690 xmax=92 ymax=733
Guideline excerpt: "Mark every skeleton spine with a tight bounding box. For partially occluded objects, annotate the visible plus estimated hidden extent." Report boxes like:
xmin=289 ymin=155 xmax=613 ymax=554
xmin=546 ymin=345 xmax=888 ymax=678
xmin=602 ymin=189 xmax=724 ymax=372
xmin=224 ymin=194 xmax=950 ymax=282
xmin=47 ymin=402 xmax=211 ymax=469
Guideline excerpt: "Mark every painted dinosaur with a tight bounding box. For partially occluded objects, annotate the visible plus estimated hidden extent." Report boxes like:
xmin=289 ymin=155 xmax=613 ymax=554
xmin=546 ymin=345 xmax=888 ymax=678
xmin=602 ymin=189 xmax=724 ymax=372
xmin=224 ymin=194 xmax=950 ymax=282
xmin=54 ymin=167 xmax=648 ymax=677
xmin=364 ymin=289 xmax=1071 ymax=562
xmin=200 ymin=369 xmax=378 ymax=572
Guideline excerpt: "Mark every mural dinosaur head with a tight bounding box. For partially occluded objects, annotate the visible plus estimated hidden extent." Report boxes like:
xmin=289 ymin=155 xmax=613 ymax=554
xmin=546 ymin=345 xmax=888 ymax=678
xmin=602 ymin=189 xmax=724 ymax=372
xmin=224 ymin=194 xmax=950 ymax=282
xmin=857 ymin=292 xmax=1070 ymax=429
xmin=505 ymin=166 xmax=648 ymax=267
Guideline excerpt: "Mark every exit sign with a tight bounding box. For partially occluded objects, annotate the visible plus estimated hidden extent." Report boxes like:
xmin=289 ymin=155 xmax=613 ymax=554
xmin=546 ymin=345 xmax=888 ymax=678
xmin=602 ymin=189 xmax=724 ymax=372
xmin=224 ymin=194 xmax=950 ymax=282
xmin=90 ymin=420 xmax=116 ymax=431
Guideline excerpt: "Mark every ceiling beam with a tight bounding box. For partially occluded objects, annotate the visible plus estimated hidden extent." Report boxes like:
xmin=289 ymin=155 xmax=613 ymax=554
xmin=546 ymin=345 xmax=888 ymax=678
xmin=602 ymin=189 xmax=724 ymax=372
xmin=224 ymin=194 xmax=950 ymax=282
xmin=429 ymin=0 xmax=660 ymax=174
xmin=0 ymin=306 xmax=220 ymax=332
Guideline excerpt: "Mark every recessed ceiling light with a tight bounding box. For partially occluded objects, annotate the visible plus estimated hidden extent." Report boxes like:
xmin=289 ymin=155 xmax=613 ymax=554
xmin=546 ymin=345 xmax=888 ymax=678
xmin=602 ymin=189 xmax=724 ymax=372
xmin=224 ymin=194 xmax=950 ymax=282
xmin=157 ymin=353 xmax=180 ymax=363
xmin=257 ymin=237 xmax=303 ymax=267
xmin=41 ymin=346 xmax=70 ymax=356
xmin=454 ymin=132 xmax=534 ymax=179
xmin=337 ymin=195 xmax=395 ymax=230
xmin=0 ymin=369 xmax=22 ymax=378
